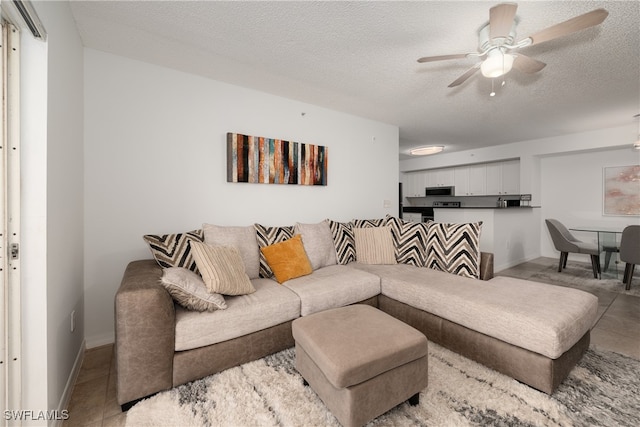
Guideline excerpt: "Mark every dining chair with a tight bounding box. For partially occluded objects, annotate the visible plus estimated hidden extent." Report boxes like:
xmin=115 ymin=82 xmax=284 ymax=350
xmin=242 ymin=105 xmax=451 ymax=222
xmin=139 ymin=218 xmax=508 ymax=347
xmin=620 ymin=225 xmax=640 ymax=290
xmin=545 ymin=219 xmax=601 ymax=279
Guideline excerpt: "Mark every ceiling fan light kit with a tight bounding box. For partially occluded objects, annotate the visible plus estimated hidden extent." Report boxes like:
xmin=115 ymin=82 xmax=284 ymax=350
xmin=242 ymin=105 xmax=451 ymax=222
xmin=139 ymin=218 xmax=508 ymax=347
xmin=410 ymin=145 xmax=444 ymax=156
xmin=480 ymin=49 xmax=514 ymax=78
xmin=417 ymin=3 xmax=609 ymax=89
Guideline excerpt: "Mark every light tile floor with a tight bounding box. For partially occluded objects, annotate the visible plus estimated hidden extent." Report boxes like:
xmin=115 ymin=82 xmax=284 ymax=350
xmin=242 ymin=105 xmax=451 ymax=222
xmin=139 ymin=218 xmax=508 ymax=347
xmin=63 ymin=257 xmax=639 ymax=426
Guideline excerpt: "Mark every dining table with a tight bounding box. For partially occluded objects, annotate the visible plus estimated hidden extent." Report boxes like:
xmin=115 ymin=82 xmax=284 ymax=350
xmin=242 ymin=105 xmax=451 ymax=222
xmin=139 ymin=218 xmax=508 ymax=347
xmin=570 ymin=226 xmax=624 ymax=279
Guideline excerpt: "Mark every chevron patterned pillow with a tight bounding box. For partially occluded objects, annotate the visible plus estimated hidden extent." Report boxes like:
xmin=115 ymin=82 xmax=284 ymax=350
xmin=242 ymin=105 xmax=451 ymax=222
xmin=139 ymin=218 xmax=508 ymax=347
xmin=143 ymin=229 xmax=204 ymax=273
xmin=389 ymin=220 xmax=431 ymax=266
xmin=425 ymin=222 xmax=482 ymax=279
xmin=254 ymin=224 xmax=295 ymax=277
xmin=327 ymin=219 xmax=356 ymax=265
xmin=351 ymin=218 xmax=387 ymax=228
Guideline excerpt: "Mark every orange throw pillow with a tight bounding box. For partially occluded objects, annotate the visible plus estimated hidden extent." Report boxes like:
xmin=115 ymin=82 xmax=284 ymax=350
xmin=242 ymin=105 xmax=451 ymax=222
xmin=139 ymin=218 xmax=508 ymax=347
xmin=260 ymin=235 xmax=313 ymax=283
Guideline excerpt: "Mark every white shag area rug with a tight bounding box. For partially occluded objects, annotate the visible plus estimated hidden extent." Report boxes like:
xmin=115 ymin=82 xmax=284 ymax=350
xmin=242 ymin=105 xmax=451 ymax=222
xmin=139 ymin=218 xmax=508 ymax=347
xmin=125 ymin=342 xmax=640 ymax=427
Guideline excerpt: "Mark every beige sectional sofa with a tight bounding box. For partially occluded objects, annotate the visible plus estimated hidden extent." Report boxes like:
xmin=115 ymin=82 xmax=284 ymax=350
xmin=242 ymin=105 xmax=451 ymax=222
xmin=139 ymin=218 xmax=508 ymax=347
xmin=115 ymin=217 xmax=598 ymax=410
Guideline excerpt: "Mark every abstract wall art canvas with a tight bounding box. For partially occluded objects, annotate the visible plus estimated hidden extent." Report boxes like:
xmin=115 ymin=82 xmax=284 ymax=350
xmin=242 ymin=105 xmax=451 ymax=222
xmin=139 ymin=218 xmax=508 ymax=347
xmin=603 ymin=165 xmax=640 ymax=216
xmin=227 ymin=133 xmax=327 ymax=186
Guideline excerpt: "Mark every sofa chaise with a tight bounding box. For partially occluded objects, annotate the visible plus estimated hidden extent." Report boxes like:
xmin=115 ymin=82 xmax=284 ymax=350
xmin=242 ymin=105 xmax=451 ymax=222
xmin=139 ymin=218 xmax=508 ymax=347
xmin=115 ymin=217 xmax=598 ymax=410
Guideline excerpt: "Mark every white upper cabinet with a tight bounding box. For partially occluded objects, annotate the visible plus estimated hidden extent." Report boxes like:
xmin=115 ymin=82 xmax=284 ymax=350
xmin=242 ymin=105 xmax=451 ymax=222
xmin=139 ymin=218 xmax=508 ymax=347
xmin=405 ymin=159 xmax=519 ymax=197
xmin=426 ymin=169 xmax=454 ymax=187
xmin=500 ymin=160 xmax=520 ymax=194
xmin=404 ymin=171 xmax=429 ymax=197
xmin=454 ymin=165 xmax=485 ymax=195
xmin=485 ymin=163 xmax=502 ymax=195
xmin=484 ymin=160 xmax=520 ymax=195
xmin=467 ymin=164 xmax=487 ymax=195
xmin=453 ymin=167 xmax=470 ymax=196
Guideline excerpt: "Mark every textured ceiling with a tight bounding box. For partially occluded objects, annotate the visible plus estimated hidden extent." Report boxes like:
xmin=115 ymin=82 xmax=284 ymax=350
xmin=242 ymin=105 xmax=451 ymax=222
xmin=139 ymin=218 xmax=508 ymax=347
xmin=69 ymin=1 xmax=640 ymax=159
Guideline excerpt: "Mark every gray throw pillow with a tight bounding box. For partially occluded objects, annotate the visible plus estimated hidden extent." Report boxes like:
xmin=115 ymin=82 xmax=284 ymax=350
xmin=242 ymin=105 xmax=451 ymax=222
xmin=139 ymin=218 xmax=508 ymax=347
xmin=160 ymin=267 xmax=227 ymax=312
xmin=203 ymin=223 xmax=260 ymax=279
xmin=295 ymin=221 xmax=338 ymax=270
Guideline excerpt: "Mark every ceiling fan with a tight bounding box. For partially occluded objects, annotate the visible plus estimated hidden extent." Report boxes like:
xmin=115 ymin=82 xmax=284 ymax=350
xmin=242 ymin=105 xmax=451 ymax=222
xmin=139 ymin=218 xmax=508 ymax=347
xmin=417 ymin=3 xmax=608 ymax=88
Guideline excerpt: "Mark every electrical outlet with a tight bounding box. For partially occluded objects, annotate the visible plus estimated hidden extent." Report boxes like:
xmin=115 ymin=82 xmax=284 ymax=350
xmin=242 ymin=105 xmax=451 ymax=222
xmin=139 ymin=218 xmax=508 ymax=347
xmin=383 ymin=199 xmax=391 ymax=208
xmin=70 ymin=310 xmax=76 ymax=332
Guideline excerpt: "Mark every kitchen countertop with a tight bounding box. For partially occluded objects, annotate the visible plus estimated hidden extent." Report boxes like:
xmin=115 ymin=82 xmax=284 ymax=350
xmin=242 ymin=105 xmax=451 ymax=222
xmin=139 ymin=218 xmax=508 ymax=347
xmin=432 ymin=206 xmax=540 ymax=209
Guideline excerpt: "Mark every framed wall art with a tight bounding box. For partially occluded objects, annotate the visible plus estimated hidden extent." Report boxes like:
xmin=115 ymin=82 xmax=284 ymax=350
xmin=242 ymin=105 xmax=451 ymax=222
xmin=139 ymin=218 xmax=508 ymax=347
xmin=603 ymin=164 xmax=640 ymax=216
xmin=227 ymin=133 xmax=327 ymax=186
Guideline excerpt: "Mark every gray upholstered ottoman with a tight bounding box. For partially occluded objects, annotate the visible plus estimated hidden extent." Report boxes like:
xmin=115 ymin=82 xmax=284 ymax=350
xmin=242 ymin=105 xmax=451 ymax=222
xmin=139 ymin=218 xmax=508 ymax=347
xmin=292 ymin=304 xmax=429 ymax=427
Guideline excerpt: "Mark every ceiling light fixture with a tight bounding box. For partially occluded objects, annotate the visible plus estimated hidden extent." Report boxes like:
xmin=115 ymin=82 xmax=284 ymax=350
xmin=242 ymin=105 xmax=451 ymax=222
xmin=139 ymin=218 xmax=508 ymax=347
xmin=480 ymin=49 xmax=514 ymax=78
xmin=410 ymin=145 xmax=444 ymax=156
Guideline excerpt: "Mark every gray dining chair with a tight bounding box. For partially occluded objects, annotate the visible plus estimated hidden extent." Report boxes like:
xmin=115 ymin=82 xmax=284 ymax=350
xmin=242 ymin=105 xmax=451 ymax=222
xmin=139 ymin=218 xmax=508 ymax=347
xmin=620 ymin=225 xmax=640 ymax=290
xmin=545 ymin=219 xmax=600 ymax=279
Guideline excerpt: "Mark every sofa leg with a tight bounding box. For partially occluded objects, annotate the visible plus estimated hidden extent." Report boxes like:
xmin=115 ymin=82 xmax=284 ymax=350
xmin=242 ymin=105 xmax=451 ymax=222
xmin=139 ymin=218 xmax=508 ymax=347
xmin=121 ymin=396 xmax=145 ymax=412
xmin=408 ymin=392 xmax=420 ymax=406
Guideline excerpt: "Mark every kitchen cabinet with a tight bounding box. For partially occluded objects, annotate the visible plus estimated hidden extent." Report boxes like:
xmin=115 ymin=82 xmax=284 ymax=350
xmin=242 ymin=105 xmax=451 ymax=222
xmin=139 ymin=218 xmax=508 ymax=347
xmin=485 ymin=160 xmax=520 ymax=195
xmin=453 ymin=167 xmax=470 ymax=195
xmin=406 ymin=159 xmax=519 ymax=197
xmin=426 ymin=169 xmax=454 ymax=187
xmin=485 ymin=163 xmax=502 ymax=195
xmin=403 ymin=171 xmax=428 ymax=197
xmin=467 ymin=164 xmax=486 ymax=195
xmin=454 ymin=164 xmax=488 ymax=196
xmin=501 ymin=160 xmax=520 ymax=194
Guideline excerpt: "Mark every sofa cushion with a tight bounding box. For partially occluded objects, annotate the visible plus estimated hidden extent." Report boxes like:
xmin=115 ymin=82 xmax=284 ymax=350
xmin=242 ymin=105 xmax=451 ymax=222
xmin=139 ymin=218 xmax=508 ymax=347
xmin=425 ymin=221 xmax=482 ymax=279
xmin=295 ymin=221 xmax=338 ymax=270
xmin=254 ymin=223 xmax=295 ymax=278
xmin=282 ymin=265 xmax=380 ymax=316
xmin=160 ymin=267 xmax=227 ymax=311
xmin=350 ymin=264 xmax=598 ymax=359
xmin=190 ymin=243 xmax=256 ymax=296
xmin=143 ymin=229 xmax=204 ymax=273
xmin=174 ymin=278 xmax=301 ymax=351
xmin=203 ymin=224 xmax=260 ymax=279
xmin=353 ymin=226 xmax=397 ymax=265
xmin=327 ymin=219 xmax=356 ymax=265
xmin=261 ymin=235 xmax=313 ymax=283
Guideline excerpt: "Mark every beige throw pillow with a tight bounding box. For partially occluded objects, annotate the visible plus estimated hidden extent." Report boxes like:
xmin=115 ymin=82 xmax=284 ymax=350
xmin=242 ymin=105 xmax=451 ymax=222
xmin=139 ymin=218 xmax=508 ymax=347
xmin=190 ymin=242 xmax=256 ymax=295
xmin=353 ymin=226 xmax=397 ymax=265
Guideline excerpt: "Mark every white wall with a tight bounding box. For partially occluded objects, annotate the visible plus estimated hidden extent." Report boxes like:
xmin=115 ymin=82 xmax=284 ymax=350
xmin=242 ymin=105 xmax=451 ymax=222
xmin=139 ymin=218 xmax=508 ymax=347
xmin=83 ymin=49 xmax=399 ymax=346
xmin=42 ymin=0 xmax=85 ymax=413
xmin=22 ymin=0 xmax=85 ymax=421
xmin=540 ymin=148 xmax=640 ymax=261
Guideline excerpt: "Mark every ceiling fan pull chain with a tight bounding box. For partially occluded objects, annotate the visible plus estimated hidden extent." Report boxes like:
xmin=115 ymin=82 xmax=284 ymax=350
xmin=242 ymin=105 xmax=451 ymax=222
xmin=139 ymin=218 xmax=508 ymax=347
xmin=490 ymin=79 xmax=496 ymax=97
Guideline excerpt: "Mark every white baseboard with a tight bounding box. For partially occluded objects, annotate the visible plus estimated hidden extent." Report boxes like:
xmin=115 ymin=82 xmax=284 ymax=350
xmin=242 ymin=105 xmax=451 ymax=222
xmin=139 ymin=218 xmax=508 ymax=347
xmin=494 ymin=254 xmax=541 ymax=273
xmin=85 ymin=332 xmax=115 ymax=349
xmin=54 ymin=339 xmax=85 ymax=427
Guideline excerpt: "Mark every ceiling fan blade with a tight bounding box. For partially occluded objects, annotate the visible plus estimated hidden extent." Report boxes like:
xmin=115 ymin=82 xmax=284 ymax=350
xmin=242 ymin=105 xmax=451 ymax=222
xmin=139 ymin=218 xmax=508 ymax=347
xmin=448 ymin=63 xmax=481 ymax=88
xmin=417 ymin=53 xmax=469 ymax=63
xmin=490 ymin=3 xmax=518 ymax=39
xmin=522 ymin=8 xmax=609 ymax=47
xmin=512 ymin=54 xmax=546 ymax=73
